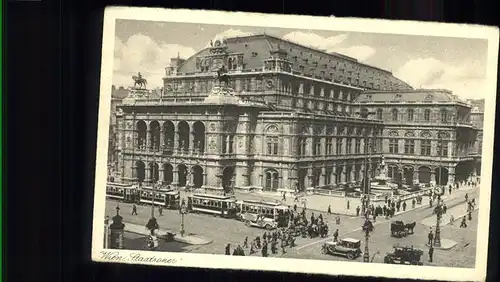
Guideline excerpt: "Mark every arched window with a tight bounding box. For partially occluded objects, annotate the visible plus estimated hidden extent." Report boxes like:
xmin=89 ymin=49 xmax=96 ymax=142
xmin=424 ymin=109 xmax=431 ymax=121
xmin=376 ymin=108 xmax=383 ymax=120
xmin=264 ymin=169 xmax=279 ymax=192
xmin=298 ymin=137 xmax=307 ymax=156
xmin=266 ymin=136 xmax=279 ymax=155
xmin=391 ymin=109 xmax=398 ymax=121
xmin=407 ymin=109 xmax=414 ymax=121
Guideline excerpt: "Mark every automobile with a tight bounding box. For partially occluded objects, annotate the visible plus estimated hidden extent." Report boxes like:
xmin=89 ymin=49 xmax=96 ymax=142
xmin=321 ymin=238 xmax=362 ymax=260
xmin=241 ymin=213 xmax=278 ymax=230
xmin=383 ymin=245 xmax=424 ymax=265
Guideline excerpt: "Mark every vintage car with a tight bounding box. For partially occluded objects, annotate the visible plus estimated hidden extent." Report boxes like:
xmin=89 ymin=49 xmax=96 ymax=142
xmin=241 ymin=213 xmax=278 ymax=230
xmin=321 ymin=238 xmax=362 ymax=260
xmin=384 ymin=245 xmax=424 ymax=265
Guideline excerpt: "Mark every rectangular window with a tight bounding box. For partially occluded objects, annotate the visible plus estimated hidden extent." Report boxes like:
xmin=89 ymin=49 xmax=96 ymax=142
xmin=421 ymin=140 xmax=431 ymax=156
xmin=437 ymin=141 xmax=449 ymax=157
xmin=404 ymin=139 xmax=415 ymax=154
xmin=314 ymin=138 xmax=322 ymax=156
xmin=326 ymin=138 xmax=333 ymax=155
xmin=346 ymin=138 xmax=352 ymax=154
xmin=389 ymin=139 xmax=399 ymax=154
xmin=336 ymin=139 xmax=343 ymax=155
xmin=355 ymin=139 xmax=361 ymax=154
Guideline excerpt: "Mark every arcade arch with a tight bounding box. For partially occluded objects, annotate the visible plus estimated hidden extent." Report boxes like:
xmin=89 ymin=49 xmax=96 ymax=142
xmin=192 ymin=121 xmax=206 ymax=153
xmin=191 ymin=165 xmax=204 ymax=188
xmin=135 ymin=161 xmax=146 ymax=183
xmin=136 ymin=120 xmax=147 ymax=150
xmin=418 ymin=166 xmax=431 ymax=184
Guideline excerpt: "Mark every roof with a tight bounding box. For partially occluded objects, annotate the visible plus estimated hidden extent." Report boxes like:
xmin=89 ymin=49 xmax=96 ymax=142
xmin=355 ymin=89 xmax=468 ymax=104
xmin=176 ymin=34 xmax=412 ymax=91
xmin=190 ymin=193 xmax=234 ymax=200
xmin=341 ymin=238 xmax=360 ymax=243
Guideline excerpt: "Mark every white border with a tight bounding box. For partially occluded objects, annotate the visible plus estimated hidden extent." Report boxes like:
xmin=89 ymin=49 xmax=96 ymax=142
xmin=92 ymin=7 xmax=499 ymax=281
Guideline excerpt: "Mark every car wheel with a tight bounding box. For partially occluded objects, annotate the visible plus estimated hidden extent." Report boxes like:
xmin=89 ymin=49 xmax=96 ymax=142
xmin=245 ymin=220 xmax=251 ymax=227
xmin=265 ymin=224 xmax=273 ymax=230
xmin=347 ymin=252 xmax=355 ymax=260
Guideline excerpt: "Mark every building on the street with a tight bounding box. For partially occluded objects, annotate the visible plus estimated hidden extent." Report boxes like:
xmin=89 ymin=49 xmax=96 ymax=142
xmin=468 ymin=99 xmax=485 ymax=176
xmin=108 ymin=86 xmax=130 ymax=178
xmin=112 ymin=33 xmax=482 ymax=194
xmin=355 ymin=89 xmax=480 ymax=186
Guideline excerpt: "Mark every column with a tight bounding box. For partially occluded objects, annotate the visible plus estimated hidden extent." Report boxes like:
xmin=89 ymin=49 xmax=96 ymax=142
xmin=203 ymin=172 xmax=208 ymax=186
xmin=413 ymin=167 xmax=419 ymax=183
xmin=341 ymin=164 xmax=347 ymax=183
xmin=358 ymin=164 xmax=364 ymax=181
xmin=448 ymin=166 xmax=456 ymax=186
xmin=145 ymin=164 xmax=151 ymax=184
xmin=430 ymin=170 xmax=436 ymax=186
xmin=174 ymin=129 xmax=180 ymax=153
xmin=307 ymin=167 xmax=313 ymax=188
xmin=159 ymin=167 xmax=164 ymax=183
xmin=189 ymin=130 xmax=195 ymax=154
xmin=320 ymin=167 xmax=326 ymax=186
xmin=146 ymin=129 xmax=151 ymax=151
xmin=350 ymin=164 xmax=355 ymax=182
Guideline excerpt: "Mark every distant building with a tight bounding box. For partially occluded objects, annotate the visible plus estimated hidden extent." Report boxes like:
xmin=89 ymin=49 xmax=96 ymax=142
xmin=356 ymin=90 xmax=480 ymax=186
xmin=108 ymin=86 xmax=129 ymax=176
xmin=468 ymin=98 xmax=485 ymax=175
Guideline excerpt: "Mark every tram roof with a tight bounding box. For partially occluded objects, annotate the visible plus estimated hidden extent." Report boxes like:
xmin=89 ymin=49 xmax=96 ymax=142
xmin=238 ymin=199 xmax=287 ymax=207
xmin=190 ymin=193 xmax=235 ymax=200
xmin=107 ymin=182 xmax=135 ymax=187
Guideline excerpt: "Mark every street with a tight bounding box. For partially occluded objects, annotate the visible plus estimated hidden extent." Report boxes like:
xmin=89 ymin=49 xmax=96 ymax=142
xmin=106 ymin=186 xmax=479 ymax=268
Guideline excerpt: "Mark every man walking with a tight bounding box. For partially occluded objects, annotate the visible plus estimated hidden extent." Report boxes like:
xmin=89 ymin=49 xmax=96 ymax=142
xmin=333 ymin=229 xmax=339 ymax=242
xmin=428 ymin=229 xmax=434 ymax=246
xmin=428 ymin=245 xmax=434 ymax=263
xmin=132 ymin=204 xmax=138 ymax=215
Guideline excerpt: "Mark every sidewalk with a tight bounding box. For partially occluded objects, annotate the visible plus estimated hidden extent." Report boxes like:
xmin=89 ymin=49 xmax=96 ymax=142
xmin=420 ymin=200 xmax=478 ymax=227
xmin=124 ymin=222 xmax=213 ymax=245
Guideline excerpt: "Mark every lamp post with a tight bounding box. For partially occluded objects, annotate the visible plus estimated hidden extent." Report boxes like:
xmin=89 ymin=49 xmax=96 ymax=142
xmin=362 ymin=218 xmax=374 ymax=262
xmin=433 ymin=188 xmax=444 ymax=247
xmin=438 ymin=135 xmax=443 ymax=190
xmin=146 ymin=157 xmax=159 ymax=236
xmin=180 ymin=202 xmax=187 ymax=237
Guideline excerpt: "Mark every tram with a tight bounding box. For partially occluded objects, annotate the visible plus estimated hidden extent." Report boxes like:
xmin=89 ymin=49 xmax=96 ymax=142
xmin=106 ymin=182 xmax=139 ymax=202
xmin=187 ymin=194 xmax=238 ymax=218
xmin=139 ymin=186 xmax=180 ymax=209
xmin=236 ymin=200 xmax=290 ymax=227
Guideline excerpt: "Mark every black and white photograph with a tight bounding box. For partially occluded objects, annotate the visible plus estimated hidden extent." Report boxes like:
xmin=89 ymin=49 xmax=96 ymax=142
xmin=92 ymin=7 xmax=499 ymax=281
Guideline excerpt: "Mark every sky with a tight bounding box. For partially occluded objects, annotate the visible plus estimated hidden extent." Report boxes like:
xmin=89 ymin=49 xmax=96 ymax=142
xmin=113 ymin=19 xmax=489 ymax=99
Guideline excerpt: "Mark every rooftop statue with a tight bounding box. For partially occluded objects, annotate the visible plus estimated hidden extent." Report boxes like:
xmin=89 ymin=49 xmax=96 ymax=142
xmin=132 ymin=72 xmax=148 ymax=89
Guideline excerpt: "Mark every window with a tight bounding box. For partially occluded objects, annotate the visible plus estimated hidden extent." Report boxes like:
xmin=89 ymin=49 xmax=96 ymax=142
xmin=376 ymin=109 xmax=383 ymax=120
xmin=407 ymin=109 xmax=414 ymax=121
xmin=389 ymin=139 xmax=399 ymax=154
xmin=266 ymin=136 xmax=279 ymax=155
xmin=326 ymin=138 xmax=333 ymax=155
xmin=355 ymin=139 xmax=361 ymax=154
xmin=421 ymin=140 xmax=431 ymax=156
xmin=437 ymin=141 xmax=448 ymax=157
xmin=298 ymin=137 xmax=307 ymax=156
xmin=346 ymin=138 xmax=352 ymax=154
xmin=441 ymin=110 xmax=448 ymax=123
xmin=336 ymin=138 xmax=343 ymax=155
xmin=313 ymin=138 xmax=322 ymax=156
xmin=404 ymin=139 xmax=415 ymax=154
xmin=392 ymin=109 xmax=398 ymax=121
xmin=424 ymin=109 xmax=431 ymax=121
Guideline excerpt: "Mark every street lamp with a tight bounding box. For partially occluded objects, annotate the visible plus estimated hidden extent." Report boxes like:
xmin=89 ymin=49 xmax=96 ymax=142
xmin=438 ymin=135 xmax=443 ymax=190
xmin=146 ymin=159 xmax=159 ymax=236
xmin=362 ymin=218 xmax=374 ymax=262
xmin=433 ymin=188 xmax=444 ymax=248
xmin=180 ymin=201 xmax=187 ymax=237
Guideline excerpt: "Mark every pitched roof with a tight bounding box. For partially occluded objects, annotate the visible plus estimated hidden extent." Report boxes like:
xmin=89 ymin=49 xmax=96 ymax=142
xmin=177 ymin=34 xmax=412 ymax=91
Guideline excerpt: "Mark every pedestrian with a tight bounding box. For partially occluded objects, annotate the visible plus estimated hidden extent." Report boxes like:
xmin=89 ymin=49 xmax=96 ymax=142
xmin=428 ymin=245 xmax=434 ymax=263
xmin=347 ymin=200 xmax=350 ymax=210
xmin=449 ymin=186 xmax=452 ymax=195
xmin=356 ymin=206 xmax=360 ymax=217
xmin=460 ymin=216 xmax=467 ymax=228
xmin=261 ymin=241 xmax=268 ymax=257
xmin=271 ymin=240 xmax=277 ymax=254
xmin=465 ymin=193 xmax=469 ymax=202
xmin=225 ymin=244 xmax=231 ymax=255
xmin=293 ymin=204 xmax=297 ymax=212
xmin=243 ymin=237 xmax=248 ymax=248
xmin=384 ymin=195 xmax=388 ymax=203
xmin=443 ymin=204 xmax=447 ymax=214
xmin=402 ymin=201 xmax=407 ymax=212
xmin=450 ymin=215 xmax=455 ymax=225
xmin=429 ymin=198 xmax=433 ymax=208
xmin=468 ymin=211 xmax=472 ymax=221
xmin=132 ymin=204 xmax=138 ymax=215
xmin=396 ymin=202 xmax=400 ymax=212
xmin=281 ymin=239 xmax=287 ymax=254
xmin=327 ymin=205 xmax=331 ymax=214
xmin=373 ymin=213 xmax=377 ymax=222
xmin=333 ymin=229 xmax=339 ymax=242
xmin=411 ymin=198 xmax=416 ymax=209
xmin=428 ymin=229 xmax=434 ymax=246
xmin=282 ymin=192 xmax=286 ymax=201
xmin=336 ymin=215 xmax=341 ymax=225
xmin=158 ymin=206 xmax=163 ymax=216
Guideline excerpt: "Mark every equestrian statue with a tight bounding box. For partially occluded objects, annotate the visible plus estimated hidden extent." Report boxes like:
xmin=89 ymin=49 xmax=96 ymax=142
xmin=132 ymin=72 xmax=148 ymax=89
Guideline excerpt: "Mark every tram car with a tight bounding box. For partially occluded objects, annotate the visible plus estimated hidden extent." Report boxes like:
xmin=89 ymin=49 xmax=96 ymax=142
xmin=235 ymin=200 xmax=290 ymax=228
xmin=139 ymin=186 xmax=180 ymax=209
xmin=106 ymin=182 xmax=139 ymax=203
xmin=187 ymin=194 xmax=238 ymax=218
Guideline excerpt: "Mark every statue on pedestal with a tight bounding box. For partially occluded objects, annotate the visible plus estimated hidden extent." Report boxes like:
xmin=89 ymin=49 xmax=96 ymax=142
xmin=217 ymin=65 xmax=230 ymax=88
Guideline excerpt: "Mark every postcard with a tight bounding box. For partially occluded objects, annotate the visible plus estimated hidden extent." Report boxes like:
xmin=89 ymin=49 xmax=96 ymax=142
xmin=92 ymin=7 xmax=498 ymax=281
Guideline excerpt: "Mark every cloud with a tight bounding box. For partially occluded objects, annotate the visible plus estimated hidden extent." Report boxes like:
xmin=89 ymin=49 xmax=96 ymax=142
xmin=281 ymin=31 xmax=376 ymax=61
xmin=113 ymin=34 xmax=196 ymax=88
xmin=204 ymin=29 xmax=255 ymax=48
xmin=395 ymin=57 xmax=487 ymax=99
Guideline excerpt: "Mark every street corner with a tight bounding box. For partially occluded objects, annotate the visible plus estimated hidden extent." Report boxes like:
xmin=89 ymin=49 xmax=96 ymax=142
xmin=174 ymin=234 xmax=213 ymax=245
xmin=426 ymin=239 xmax=458 ymax=250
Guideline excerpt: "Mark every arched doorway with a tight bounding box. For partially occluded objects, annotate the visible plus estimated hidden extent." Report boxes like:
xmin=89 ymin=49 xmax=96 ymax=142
xmin=264 ymin=169 xmax=279 ymax=191
xmin=178 ymin=164 xmax=188 ymax=187
xmin=163 ymin=121 xmax=175 ymax=152
xmin=193 ymin=121 xmax=206 ymax=153
xmin=388 ymin=165 xmax=398 ymax=180
xmin=192 ymin=165 xmax=204 ymax=188
xmin=163 ymin=163 xmax=173 ymax=185
xmin=222 ymin=166 xmax=235 ymax=193
xmin=418 ymin=166 xmax=431 ymax=184
xmin=136 ymin=121 xmax=147 ymax=150
xmin=178 ymin=121 xmax=190 ymax=152
xmin=434 ymin=167 xmax=449 ymax=186
xmin=135 ymin=161 xmax=145 ymax=183
xmin=149 ymin=162 xmax=159 ymax=183
xmin=150 ymin=121 xmax=161 ymax=151
xmin=298 ymin=168 xmax=308 ymax=191
xmin=455 ymin=162 xmax=473 ymax=182
xmin=403 ymin=167 xmax=414 ymax=186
